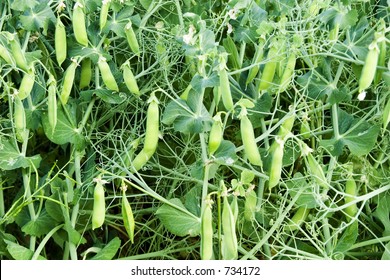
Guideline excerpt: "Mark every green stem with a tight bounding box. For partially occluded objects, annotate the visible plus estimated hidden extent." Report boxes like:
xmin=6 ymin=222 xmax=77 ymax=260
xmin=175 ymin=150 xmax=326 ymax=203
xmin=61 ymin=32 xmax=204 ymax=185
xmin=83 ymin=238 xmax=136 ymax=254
xmin=322 ymin=217 xmax=333 ymax=256
xmin=32 ymin=224 xmax=64 ymax=260
xmin=199 ymin=132 xmax=209 ymax=214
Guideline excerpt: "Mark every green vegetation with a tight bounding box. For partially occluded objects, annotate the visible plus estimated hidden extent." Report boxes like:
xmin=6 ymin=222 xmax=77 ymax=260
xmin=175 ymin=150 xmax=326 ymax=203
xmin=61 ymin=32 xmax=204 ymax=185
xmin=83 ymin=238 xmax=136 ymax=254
xmin=0 ymin=0 xmax=389 ymax=260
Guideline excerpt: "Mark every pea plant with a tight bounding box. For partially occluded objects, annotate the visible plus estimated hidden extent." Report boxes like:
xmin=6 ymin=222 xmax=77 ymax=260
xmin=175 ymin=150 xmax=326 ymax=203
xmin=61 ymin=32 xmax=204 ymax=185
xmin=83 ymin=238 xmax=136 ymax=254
xmin=0 ymin=0 xmax=389 ymax=260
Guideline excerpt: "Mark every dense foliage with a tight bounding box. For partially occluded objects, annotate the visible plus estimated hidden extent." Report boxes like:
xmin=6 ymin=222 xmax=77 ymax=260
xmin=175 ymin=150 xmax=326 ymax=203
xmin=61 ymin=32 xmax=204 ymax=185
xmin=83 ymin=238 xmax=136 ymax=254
xmin=0 ymin=0 xmax=389 ymax=260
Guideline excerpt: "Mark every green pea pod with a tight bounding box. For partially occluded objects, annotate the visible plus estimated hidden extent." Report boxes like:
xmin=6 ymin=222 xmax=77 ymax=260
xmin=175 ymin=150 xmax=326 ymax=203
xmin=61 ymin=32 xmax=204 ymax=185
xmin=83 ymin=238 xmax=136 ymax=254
xmin=47 ymin=75 xmax=57 ymax=134
xmin=329 ymin=23 xmax=339 ymax=42
xmin=208 ymin=112 xmax=223 ymax=156
xmin=0 ymin=44 xmax=14 ymax=65
xmin=79 ymin=58 xmax=92 ymax=89
xmin=268 ymin=137 xmax=285 ymax=190
xmin=55 ymin=16 xmax=67 ymax=66
xmin=305 ymin=152 xmax=328 ymax=189
xmin=201 ymin=198 xmax=214 ymax=260
xmin=285 ymin=207 xmax=309 ymax=232
xmin=244 ymin=188 xmax=257 ymax=221
xmin=60 ymin=58 xmax=78 ymax=105
xmin=240 ymin=107 xmax=262 ymax=167
xmin=9 ymin=33 xmax=29 ymax=72
xmin=246 ymin=39 xmax=265 ymax=85
xmin=143 ymin=94 xmax=159 ymax=154
xmin=100 ymin=0 xmax=110 ymax=32
xmin=14 ymin=95 xmax=27 ymax=142
xmin=344 ymin=175 xmax=358 ymax=221
xmin=92 ymin=177 xmax=106 ymax=230
xmin=358 ymin=40 xmax=379 ymax=93
xmin=230 ymin=195 xmax=238 ymax=224
xmin=122 ymin=62 xmax=140 ymax=95
xmin=300 ymin=118 xmax=310 ymax=139
xmin=383 ymin=97 xmax=390 ymax=130
xmin=125 ymin=21 xmax=140 ymax=55
xmin=98 ymin=56 xmax=118 ymax=91
xmin=122 ymin=187 xmax=135 ymax=243
xmin=258 ymin=43 xmax=278 ymax=91
xmin=374 ymin=37 xmax=387 ymax=86
xmin=73 ymin=2 xmax=88 ymax=47
xmin=132 ymin=93 xmax=159 ymax=171
xmin=221 ymin=183 xmax=238 ymax=260
xmin=219 ymin=68 xmax=234 ymax=111
xmin=279 ymin=52 xmax=296 ymax=93
xmin=18 ymin=66 xmax=35 ymax=100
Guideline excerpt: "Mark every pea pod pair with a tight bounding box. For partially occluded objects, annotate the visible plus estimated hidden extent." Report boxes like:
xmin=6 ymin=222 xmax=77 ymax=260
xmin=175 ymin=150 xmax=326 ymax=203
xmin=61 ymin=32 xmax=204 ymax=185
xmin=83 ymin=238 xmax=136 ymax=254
xmin=221 ymin=181 xmax=238 ymax=260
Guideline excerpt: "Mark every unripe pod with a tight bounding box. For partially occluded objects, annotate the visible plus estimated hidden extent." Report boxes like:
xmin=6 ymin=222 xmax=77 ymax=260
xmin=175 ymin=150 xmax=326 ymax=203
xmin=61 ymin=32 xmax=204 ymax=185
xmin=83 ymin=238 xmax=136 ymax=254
xmin=100 ymin=0 xmax=110 ymax=32
xmin=79 ymin=58 xmax=92 ymax=89
xmin=279 ymin=52 xmax=296 ymax=93
xmin=258 ymin=43 xmax=278 ymax=91
xmin=18 ymin=66 xmax=35 ymax=100
xmin=0 ymin=44 xmax=14 ymax=65
xmin=240 ymin=107 xmax=262 ymax=167
xmin=221 ymin=181 xmax=237 ymax=260
xmin=98 ymin=56 xmax=118 ymax=91
xmin=14 ymin=95 xmax=27 ymax=142
xmin=268 ymin=137 xmax=285 ymax=190
xmin=122 ymin=62 xmax=140 ymax=95
xmin=8 ymin=33 xmax=29 ymax=72
xmin=244 ymin=188 xmax=257 ymax=221
xmin=55 ymin=16 xmax=67 ymax=66
xmin=73 ymin=2 xmax=88 ymax=47
xmin=285 ymin=207 xmax=309 ymax=232
xmin=344 ymin=176 xmax=358 ymax=221
xmin=92 ymin=177 xmax=106 ymax=230
xmin=246 ymin=39 xmax=265 ymax=85
xmin=122 ymin=186 xmax=135 ymax=243
xmin=125 ymin=21 xmax=140 ymax=55
xmin=358 ymin=40 xmax=379 ymax=93
xmin=47 ymin=75 xmax=57 ymax=133
xmin=219 ymin=68 xmax=234 ymax=111
xmin=60 ymin=58 xmax=78 ymax=105
xmin=208 ymin=113 xmax=223 ymax=156
xmin=200 ymin=197 xmax=214 ymax=260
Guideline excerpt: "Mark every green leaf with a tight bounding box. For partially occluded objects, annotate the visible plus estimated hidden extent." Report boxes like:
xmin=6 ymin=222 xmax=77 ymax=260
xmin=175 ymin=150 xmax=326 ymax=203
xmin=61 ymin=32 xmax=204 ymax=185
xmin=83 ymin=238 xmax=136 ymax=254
xmin=381 ymin=242 xmax=390 ymax=260
xmin=64 ymin=221 xmax=87 ymax=245
xmin=95 ymin=89 xmax=127 ymax=104
xmin=327 ymin=86 xmax=351 ymax=105
xmin=184 ymin=186 xmax=202 ymax=217
xmin=320 ymin=109 xmax=380 ymax=156
xmin=334 ymin=221 xmax=359 ymax=254
xmin=21 ymin=209 xmax=57 ymax=237
xmin=91 ymin=237 xmax=121 ymax=260
xmin=223 ymin=36 xmax=240 ymax=70
xmin=286 ymin=173 xmax=319 ymax=209
xmin=0 ymin=138 xmax=41 ymax=171
xmin=296 ymin=71 xmax=333 ymax=100
xmin=190 ymin=73 xmax=219 ymax=92
xmin=6 ymin=242 xmax=46 ymax=260
xmin=10 ymin=0 xmax=37 ymax=11
xmin=156 ymin=198 xmax=200 ymax=237
xmin=162 ymin=96 xmax=212 ymax=134
xmin=241 ymin=169 xmax=255 ymax=184
xmin=19 ymin=1 xmax=55 ymax=34
xmin=213 ymin=140 xmax=237 ymax=166
xmin=41 ymin=105 xmax=85 ymax=150
xmin=373 ymin=193 xmax=390 ymax=236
